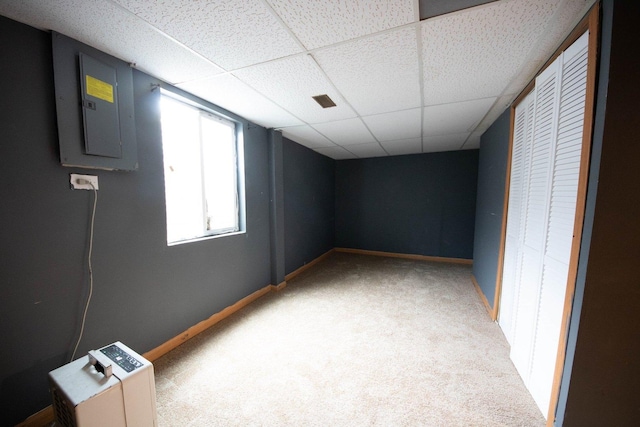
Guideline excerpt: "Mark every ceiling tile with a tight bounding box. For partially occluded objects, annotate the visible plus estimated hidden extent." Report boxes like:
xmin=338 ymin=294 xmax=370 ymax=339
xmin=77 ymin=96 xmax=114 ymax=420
xmin=234 ymin=55 xmax=357 ymax=124
xmin=312 ymin=118 xmax=375 ymax=146
xmin=0 ymin=0 xmax=595 ymax=161
xmin=422 ymin=0 xmax=562 ymax=105
xmin=346 ymin=143 xmax=389 ymax=158
xmin=114 ymin=0 xmax=302 ymax=70
xmin=362 ymin=108 xmax=422 ymax=142
xmin=423 ymin=98 xmax=495 ymax=137
xmin=381 ymin=138 xmax=423 ymax=156
xmin=423 ymin=133 xmax=470 ymax=153
xmin=536 ymin=0 xmax=595 ymax=58
xmin=503 ymin=0 xmax=596 ymax=96
xmin=177 ymin=75 xmax=303 ymax=128
xmin=281 ymin=125 xmax=336 ymax=149
xmin=314 ymin=27 xmax=421 ymax=116
xmin=501 ymin=59 xmax=545 ymax=99
xmin=314 ymin=146 xmax=358 ymax=160
xmin=0 ymin=0 xmax=224 ymax=84
xmin=266 ymin=0 xmax=415 ymax=50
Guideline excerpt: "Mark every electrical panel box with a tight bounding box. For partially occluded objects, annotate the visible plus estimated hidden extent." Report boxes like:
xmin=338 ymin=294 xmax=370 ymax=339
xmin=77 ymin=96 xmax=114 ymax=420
xmin=79 ymin=53 xmax=122 ymax=158
xmin=52 ymin=32 xmax=138 ymax=171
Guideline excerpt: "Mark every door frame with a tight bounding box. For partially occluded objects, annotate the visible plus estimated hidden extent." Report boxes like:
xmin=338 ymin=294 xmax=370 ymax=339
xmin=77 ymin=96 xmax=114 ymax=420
xmin=492 ymin=4 xmax=601 ymax=424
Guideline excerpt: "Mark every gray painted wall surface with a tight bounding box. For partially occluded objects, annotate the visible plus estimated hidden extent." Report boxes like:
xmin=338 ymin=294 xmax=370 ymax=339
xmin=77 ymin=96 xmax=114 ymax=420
xmin=269 ymin=131 xmax=286 ymax=285
xmin=554 ymin=0 xmax=613 ymax=423
xmin=466 ymin=1 xmax=640 ymax=423
xmin=557 ymin=1 xmax=640 ymax=425
xmin=472 ymin=110 xmax=510 ymax=308
xmin=282 ymin=138 xmax=335 ymax=275
xmin=12 ymin=2 xmax=640 ymax=425
xmin=335 ymin=151 xmax=478 ymax=259
xmin=0 ymin=17 xmax=271 ymax=426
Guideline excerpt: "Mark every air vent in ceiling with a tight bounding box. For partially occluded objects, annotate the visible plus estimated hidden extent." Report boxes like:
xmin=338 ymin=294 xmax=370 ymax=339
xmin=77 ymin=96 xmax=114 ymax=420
xmin=312 ymin=94 xmax=337 ymax=109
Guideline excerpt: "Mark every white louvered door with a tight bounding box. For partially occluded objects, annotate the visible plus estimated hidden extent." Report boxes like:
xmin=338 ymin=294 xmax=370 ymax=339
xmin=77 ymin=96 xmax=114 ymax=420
xmin=529 ymin=31 xmax=590 ymax=413
xmin=511 ymin=58 xmax=561 ymax=385
xmin=499 ymin=31 xmax=589 ymax=418
xmin=499 ymin=90 xmax=534 ymax=345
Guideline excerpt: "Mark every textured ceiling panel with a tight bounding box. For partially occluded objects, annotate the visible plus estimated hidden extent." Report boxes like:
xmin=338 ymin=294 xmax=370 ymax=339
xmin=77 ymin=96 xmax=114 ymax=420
xmin=347 ymin=143 xmax=388 ymax=158
xmin=501 ymin=58 xmax=544 ymax=99
xmin=0 ymin=0 xmax=224 ymax=84
xmin=423 ymin=98 xmax=496 ymax=137
xmin=281 ymin=125 xmax=336 ymax=149
xmin=502 ymin=0 xmax=596 ymax=96
xmin=0 ymin=0 xmax=594 ymax=160
xmin=529 ymin=0 xmax=594 ymax=61
xmin=362 ymin=108 xmax=422 ymax=142
xmin=266 ymin=0 xmax=415 ymax=50
xmin=312 ymin=118 xmax=375 ymax=146
xmin=114 ymin=0 xmax=302 ymax=71
xmin=314 ymin=27 xmax=421 ymax=116
xmin=423 ymin=133 xmax=470 ymax=153
xmin=422 ymin=0 xmax=562 ymax=105
xmin=234 ymin=55 xmax=357 ymax=124
xmin=314 ymin=146 xmax=358 ymax=160
xmin=177 ymin=75 xmax=302 ymax=129
xmin=381 ymin=138 xmax=423 ymax=156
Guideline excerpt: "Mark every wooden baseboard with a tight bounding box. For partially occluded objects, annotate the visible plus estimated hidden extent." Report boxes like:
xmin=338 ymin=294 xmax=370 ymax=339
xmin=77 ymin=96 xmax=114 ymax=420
xmin=20 ymin=248 xmax=471 ymax=425
xmin=471 ymin=274 xmax=495 ymax=320
xmin=143 ymin=284 xmax=275 ymax=362
xmin=334 ymin=247 xmax=473 ymax=265
xmin=16 ymin=406 xmax=54 ymax=427
xmin=284 ymin=249 xmax=335 ymax=282
xmin=20 ymin=283 xmax=279 ymax=426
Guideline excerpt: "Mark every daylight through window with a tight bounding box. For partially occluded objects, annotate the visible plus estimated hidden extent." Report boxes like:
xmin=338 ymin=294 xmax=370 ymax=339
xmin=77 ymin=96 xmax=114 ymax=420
xmin=160 ymin=92 xmax=240 ymax=244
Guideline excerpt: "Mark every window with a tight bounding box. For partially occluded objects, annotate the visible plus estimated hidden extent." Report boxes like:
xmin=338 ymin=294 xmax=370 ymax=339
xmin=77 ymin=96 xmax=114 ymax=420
xmin=160 ymin=91 xmax=243 ymax=244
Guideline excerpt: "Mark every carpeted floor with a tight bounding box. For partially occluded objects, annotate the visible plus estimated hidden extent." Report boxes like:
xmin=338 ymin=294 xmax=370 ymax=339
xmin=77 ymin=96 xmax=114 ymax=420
xmin=153 ymin=252 xmax=545 ymax=426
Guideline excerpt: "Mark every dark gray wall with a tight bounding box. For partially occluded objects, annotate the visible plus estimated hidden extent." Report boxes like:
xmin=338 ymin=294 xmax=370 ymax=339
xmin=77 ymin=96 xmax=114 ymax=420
xmin=467 ymin=1 xmax=640 ymax=423
xmin=283 ymin=138 xmax=335 ymax=275
xmin=0 ymin=17 xmax=271 ymax=426
xmin=335 ymin=151 xmax=478 ymax=259
xmin=557 ymin=1 xmax=640 ymax=425
xmin=472 ymin=110 xmax=510 ymax=308
xmin=269 ymin=131 xmax=286 ymax=285
xmin=554 ymin=0 xmax=613 ymax=423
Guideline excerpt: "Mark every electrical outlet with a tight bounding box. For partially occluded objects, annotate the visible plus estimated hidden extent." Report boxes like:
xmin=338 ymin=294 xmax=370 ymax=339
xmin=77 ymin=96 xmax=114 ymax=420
xmin=70 ymin=173 xmax=99 ymax=190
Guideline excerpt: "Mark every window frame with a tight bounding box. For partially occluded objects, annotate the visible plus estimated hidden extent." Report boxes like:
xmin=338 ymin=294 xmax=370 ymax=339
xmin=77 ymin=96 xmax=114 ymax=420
xmin=159 ymin=88 xmax=246 ymax=246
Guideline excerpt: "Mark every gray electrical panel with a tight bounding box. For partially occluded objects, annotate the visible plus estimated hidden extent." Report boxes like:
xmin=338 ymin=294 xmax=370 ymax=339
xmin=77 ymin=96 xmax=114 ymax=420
xmin=79 ymin=53 xmax=122 ymax=158
xmin=52 ymin=32 xmax=137 ymax=170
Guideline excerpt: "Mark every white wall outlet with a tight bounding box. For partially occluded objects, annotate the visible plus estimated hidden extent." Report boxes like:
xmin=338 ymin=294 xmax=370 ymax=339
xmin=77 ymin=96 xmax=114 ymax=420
xmin=70 ymin=174 xmax=99 ymax=190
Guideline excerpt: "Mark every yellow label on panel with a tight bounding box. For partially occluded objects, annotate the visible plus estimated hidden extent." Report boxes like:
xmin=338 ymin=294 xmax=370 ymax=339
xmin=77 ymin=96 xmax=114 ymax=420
xmin=85 ymin=75 xmax=114 ymax=103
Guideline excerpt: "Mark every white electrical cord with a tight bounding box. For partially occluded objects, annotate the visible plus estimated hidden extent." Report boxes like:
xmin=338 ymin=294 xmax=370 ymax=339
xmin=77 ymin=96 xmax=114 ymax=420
xmin=70 ymin=182 xmax=97 ymax=362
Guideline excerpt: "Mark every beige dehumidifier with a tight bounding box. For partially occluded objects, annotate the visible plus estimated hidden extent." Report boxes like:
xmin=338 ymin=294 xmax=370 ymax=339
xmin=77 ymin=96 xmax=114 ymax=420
xmin=49 ymin=341 xmax=157 ymax=427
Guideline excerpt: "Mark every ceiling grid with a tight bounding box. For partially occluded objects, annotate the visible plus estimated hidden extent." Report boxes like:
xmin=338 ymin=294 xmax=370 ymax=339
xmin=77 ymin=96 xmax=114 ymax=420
xmin=0 ymin=0 xmax=597 ymax=159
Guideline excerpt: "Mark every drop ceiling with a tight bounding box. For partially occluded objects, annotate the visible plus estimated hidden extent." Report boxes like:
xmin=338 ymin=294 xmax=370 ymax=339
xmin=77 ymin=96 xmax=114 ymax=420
xmin=0 ymin=0 xmax=595 ymax=159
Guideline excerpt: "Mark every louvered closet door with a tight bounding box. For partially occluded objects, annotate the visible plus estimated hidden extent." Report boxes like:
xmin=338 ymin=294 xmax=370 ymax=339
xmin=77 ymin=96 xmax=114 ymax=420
xmin=499 ymin=30 xmax=589 ymax=418
xmin=499 ymin=91 xmax=534 ymax=345
xmin=510 ymin=56 xmax=561 ymax=384
xmin=529 ymin=31 xmax=589 ymax=414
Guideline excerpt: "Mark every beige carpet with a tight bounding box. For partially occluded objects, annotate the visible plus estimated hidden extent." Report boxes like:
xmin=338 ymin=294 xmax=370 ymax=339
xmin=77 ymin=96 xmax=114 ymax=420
xmin=153 ymin=252 xmax=545 ymax=426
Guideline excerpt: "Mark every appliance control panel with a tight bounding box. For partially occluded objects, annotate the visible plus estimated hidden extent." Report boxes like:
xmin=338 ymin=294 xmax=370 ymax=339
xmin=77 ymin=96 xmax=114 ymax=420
xmin=100 ymin=344 xmax=143 ymax=373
